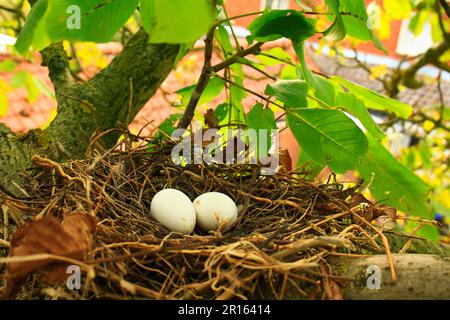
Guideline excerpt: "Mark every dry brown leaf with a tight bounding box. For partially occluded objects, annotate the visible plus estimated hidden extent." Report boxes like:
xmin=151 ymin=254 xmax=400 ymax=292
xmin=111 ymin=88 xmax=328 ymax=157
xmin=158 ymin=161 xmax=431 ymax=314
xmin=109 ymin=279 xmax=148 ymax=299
xmin=349 ymin=193 xmax=397 ymax=226
xmin=278 ymin=148 xmax=293 ymax=173
xmin=4 ymin=213 xmax=96 ymax=298
xmin=204 ymin=108 xmax=218 ymax=129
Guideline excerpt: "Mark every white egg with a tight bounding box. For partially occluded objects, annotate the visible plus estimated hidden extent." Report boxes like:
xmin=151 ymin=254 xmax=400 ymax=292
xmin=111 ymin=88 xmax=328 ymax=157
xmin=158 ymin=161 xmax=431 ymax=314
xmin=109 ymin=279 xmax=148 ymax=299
xmin=150 ymin=189 xmax=196 ymax=234
xmin=193 ymin=192 xmax=238 ymax=231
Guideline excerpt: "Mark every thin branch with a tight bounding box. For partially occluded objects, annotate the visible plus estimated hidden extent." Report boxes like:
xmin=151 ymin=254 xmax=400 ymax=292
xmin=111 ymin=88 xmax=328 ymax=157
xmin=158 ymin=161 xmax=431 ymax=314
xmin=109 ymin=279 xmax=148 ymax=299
xmin=215 ymin=74 xmax=284 ymax=109
xmin=40 ymin=43 xmax=75 ymax=94
xmin=241 ymin=60 xmax=277 ymax=80
xmin=436 ymin=0 xmax=449 ymax=37
xmin=0 ymin=4 xmax=19 ymax=14
xmin=213 ymin=42 xmax=264 ymax=72
xmin=401 ymin=39 xmax=450 ymax=89
xmin=215 ymin=11 xmax=264 ymax=27
xmin=439 ymin=0 xmax=450 ymax=18
xmin=178 ymin=28 xmax=216 ymax=129
xmin=178 ymin=32 xmax=264 ymax=129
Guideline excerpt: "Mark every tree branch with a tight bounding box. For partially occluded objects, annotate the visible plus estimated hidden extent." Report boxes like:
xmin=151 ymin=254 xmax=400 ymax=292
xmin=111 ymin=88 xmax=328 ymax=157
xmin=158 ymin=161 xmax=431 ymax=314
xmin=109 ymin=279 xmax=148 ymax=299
xmin=0 ymin=29 xmax=180 ymax=195
xmin=401 ymin=39 xmax=450 ymax=89
xmin=212 ymin=42 xmax=264 ymax=72
xmin=46 ymin=29 xmax=180 ymax=155
xmin=40 ymin=43 xmax=75 ymax=95
xmin=177 ymin=33 xmax=264 ymax=129
xmin=439 ymin=0 xmax=450 ymax=18
xmin=178 ymin=28 xmax=216 ymax=129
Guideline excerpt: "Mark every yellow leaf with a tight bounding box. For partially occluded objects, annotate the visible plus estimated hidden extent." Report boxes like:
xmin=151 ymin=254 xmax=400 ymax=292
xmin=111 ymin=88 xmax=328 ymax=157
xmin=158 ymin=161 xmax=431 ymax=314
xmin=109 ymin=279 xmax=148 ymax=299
xmin=423 ymin=120 xmax=435 ymax=131
xmin=0 ymin=79 xmax=11 ymax=117
xmin=378 ymin=9 xmax=392 ymax=40
xmin=440 ymin=49 xmax=450 ymax=63
xmin=41 ymin=109 xmax=57 ymax=130
xmin=369 ymin=64 xmax=388 ymax=80
xmin=382 ymin=0 xmax=411 ymax=20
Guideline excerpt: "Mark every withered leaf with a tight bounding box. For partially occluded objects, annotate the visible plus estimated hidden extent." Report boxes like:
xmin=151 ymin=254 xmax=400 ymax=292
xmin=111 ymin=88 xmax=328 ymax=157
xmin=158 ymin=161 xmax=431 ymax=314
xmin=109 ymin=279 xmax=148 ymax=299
xmin=349 ymin=193 xmax=397 ymax=226
xmin=205 ymin=108 xmax=219 ymax=129
xmin=278 ymin=148 xmax=293 ymax=173
xmin=5 ymin=213 xmax=96 ymax=297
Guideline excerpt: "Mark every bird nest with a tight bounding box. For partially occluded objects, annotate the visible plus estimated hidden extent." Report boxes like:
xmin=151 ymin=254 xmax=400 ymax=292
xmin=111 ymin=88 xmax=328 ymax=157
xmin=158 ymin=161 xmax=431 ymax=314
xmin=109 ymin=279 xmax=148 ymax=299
xmin=0 ymin=136 xmax=404 ymax=300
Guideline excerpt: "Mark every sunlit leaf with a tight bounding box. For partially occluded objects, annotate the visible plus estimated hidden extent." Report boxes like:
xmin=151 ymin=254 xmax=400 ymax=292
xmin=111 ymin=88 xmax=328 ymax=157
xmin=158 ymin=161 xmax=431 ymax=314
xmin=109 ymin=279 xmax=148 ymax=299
xmin=338 ymin=0 xmax=386 ymax=52
xmin=15 ymin=0 xmax=49 ymax=53
xmin=297 ymin=148 xmax=324 ymax=179
xmin=331 ymin=76 xmax=412 ymax=118
xmin=336 ymin=92 xmax=384 ymax=139
xmin=141 ymin=0 xmax=215 ymax=43
xmin=358 ymin=137 xmax=432 ymax=219
xmin=0 ymin=60 xmax=17 ymax=72
xmin=382 ymin=0 xmax=411 ymax=20
xmin=45 ymin=0 xmax=140 ymax=43
xmin=249 ymin=10 xmax=315 ymax=43
xmin=323 ymin=0 xmax=346 ymax=41
xmin=216 ymin=25 xmax=233 ymax=57
xmin=0 ymin=79 xmax=9 ymax=116
xmin=294 ymin=42 xmax=335 ymax=106
xmin=256 ymin=47 xmax=292 ymax=66
xmin=247 ymin=103 xmax=277 ymax=157
xmin=265 ymin=79 xmax=308 ymax=110
xmin=177 ymin=77 xmax=225 ymax=107
xmin=287 ymin=108 xmax=368 ymax=173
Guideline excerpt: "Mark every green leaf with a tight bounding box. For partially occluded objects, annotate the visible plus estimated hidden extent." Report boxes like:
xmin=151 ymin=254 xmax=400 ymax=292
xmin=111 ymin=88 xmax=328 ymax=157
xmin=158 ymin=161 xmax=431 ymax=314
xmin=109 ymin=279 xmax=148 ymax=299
xmin=249 ymin=10 xmax=315 ymax=43
xmin=265 ymin=80 xmax=308 ymax=110
xmin=25 ymin=77 xmax=40 ymax=103
xmin=408 ymin=9 xmax=430 ymax=36
xmin=44 ymin=0 xmax=139 ymax=43
xmin=331 ymin=76 xmax=412 ymax=118
xmin=358 ymin=137 xmax=432 ymax=218
xmin=256 ymin=47 xmax=292 ymax=66
xmin=14 ymin=0 xmax=48 ymax=53
xmin=157 ymin=113 xmax=183 ymax=137
xmin=230 ymin=63 xmax=247 ymax=101
xmin=32 ymin=76 xmax=55 ymax=98
xmin=216 ymin=25 xmax=233 ymax=58
xmin=406 ymin=223 xmax=440 ymax=242
xmin=297 ymin=149 xmax=324 ymax=179
xmin=230 ymin=85 xmax=246 ymax=123
xmin=175 ymin=42 xmax=196 ymax=65
xmin=11 ymin=71 xmax=39 ymax=103
xmin=11 ymin=71 xmax=28 ymax=87
xmin=0 ymin=60 xmax=17 ymax=72
xmin=141 ymin=0 xmax=215 ymax=43
xmin=247 ymin=103 xmax=277 ymax=157
xmin=287 ymin=109 xmax=368 ymax=173
xmin=214 ymin=103 xmax=229 ymax=124
xmin=293 ymin=42 xmax=335 ymax=106
xmin=177 ymin=77 xmax=225 ymax=107
xmin=324 ymin=0 xmax=346 ymax=41
xmin=336 ymin=92 xmax=384 ymax=139
xmin=280 ymin=65 xmax=299 ymax=80
xmin=337 ymin=0 xmax=386 ymax=52
xmin=418 ymin=141 xmax=432 ymax=169
xmin=339 ymin=0 xmax=371 ymax=40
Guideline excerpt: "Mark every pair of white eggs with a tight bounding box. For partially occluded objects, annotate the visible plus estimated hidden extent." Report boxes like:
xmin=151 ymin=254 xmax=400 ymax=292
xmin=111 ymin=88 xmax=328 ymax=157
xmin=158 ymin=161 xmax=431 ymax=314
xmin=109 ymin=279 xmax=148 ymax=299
xmin=150 ymin=189 xmax=238 ymax=234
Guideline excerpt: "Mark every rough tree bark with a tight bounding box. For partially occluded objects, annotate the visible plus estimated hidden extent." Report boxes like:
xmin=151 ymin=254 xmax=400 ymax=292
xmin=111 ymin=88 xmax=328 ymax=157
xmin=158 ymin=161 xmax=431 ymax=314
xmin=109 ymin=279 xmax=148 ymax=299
xmin=0 ymin=30 xmax=179 ymax=196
